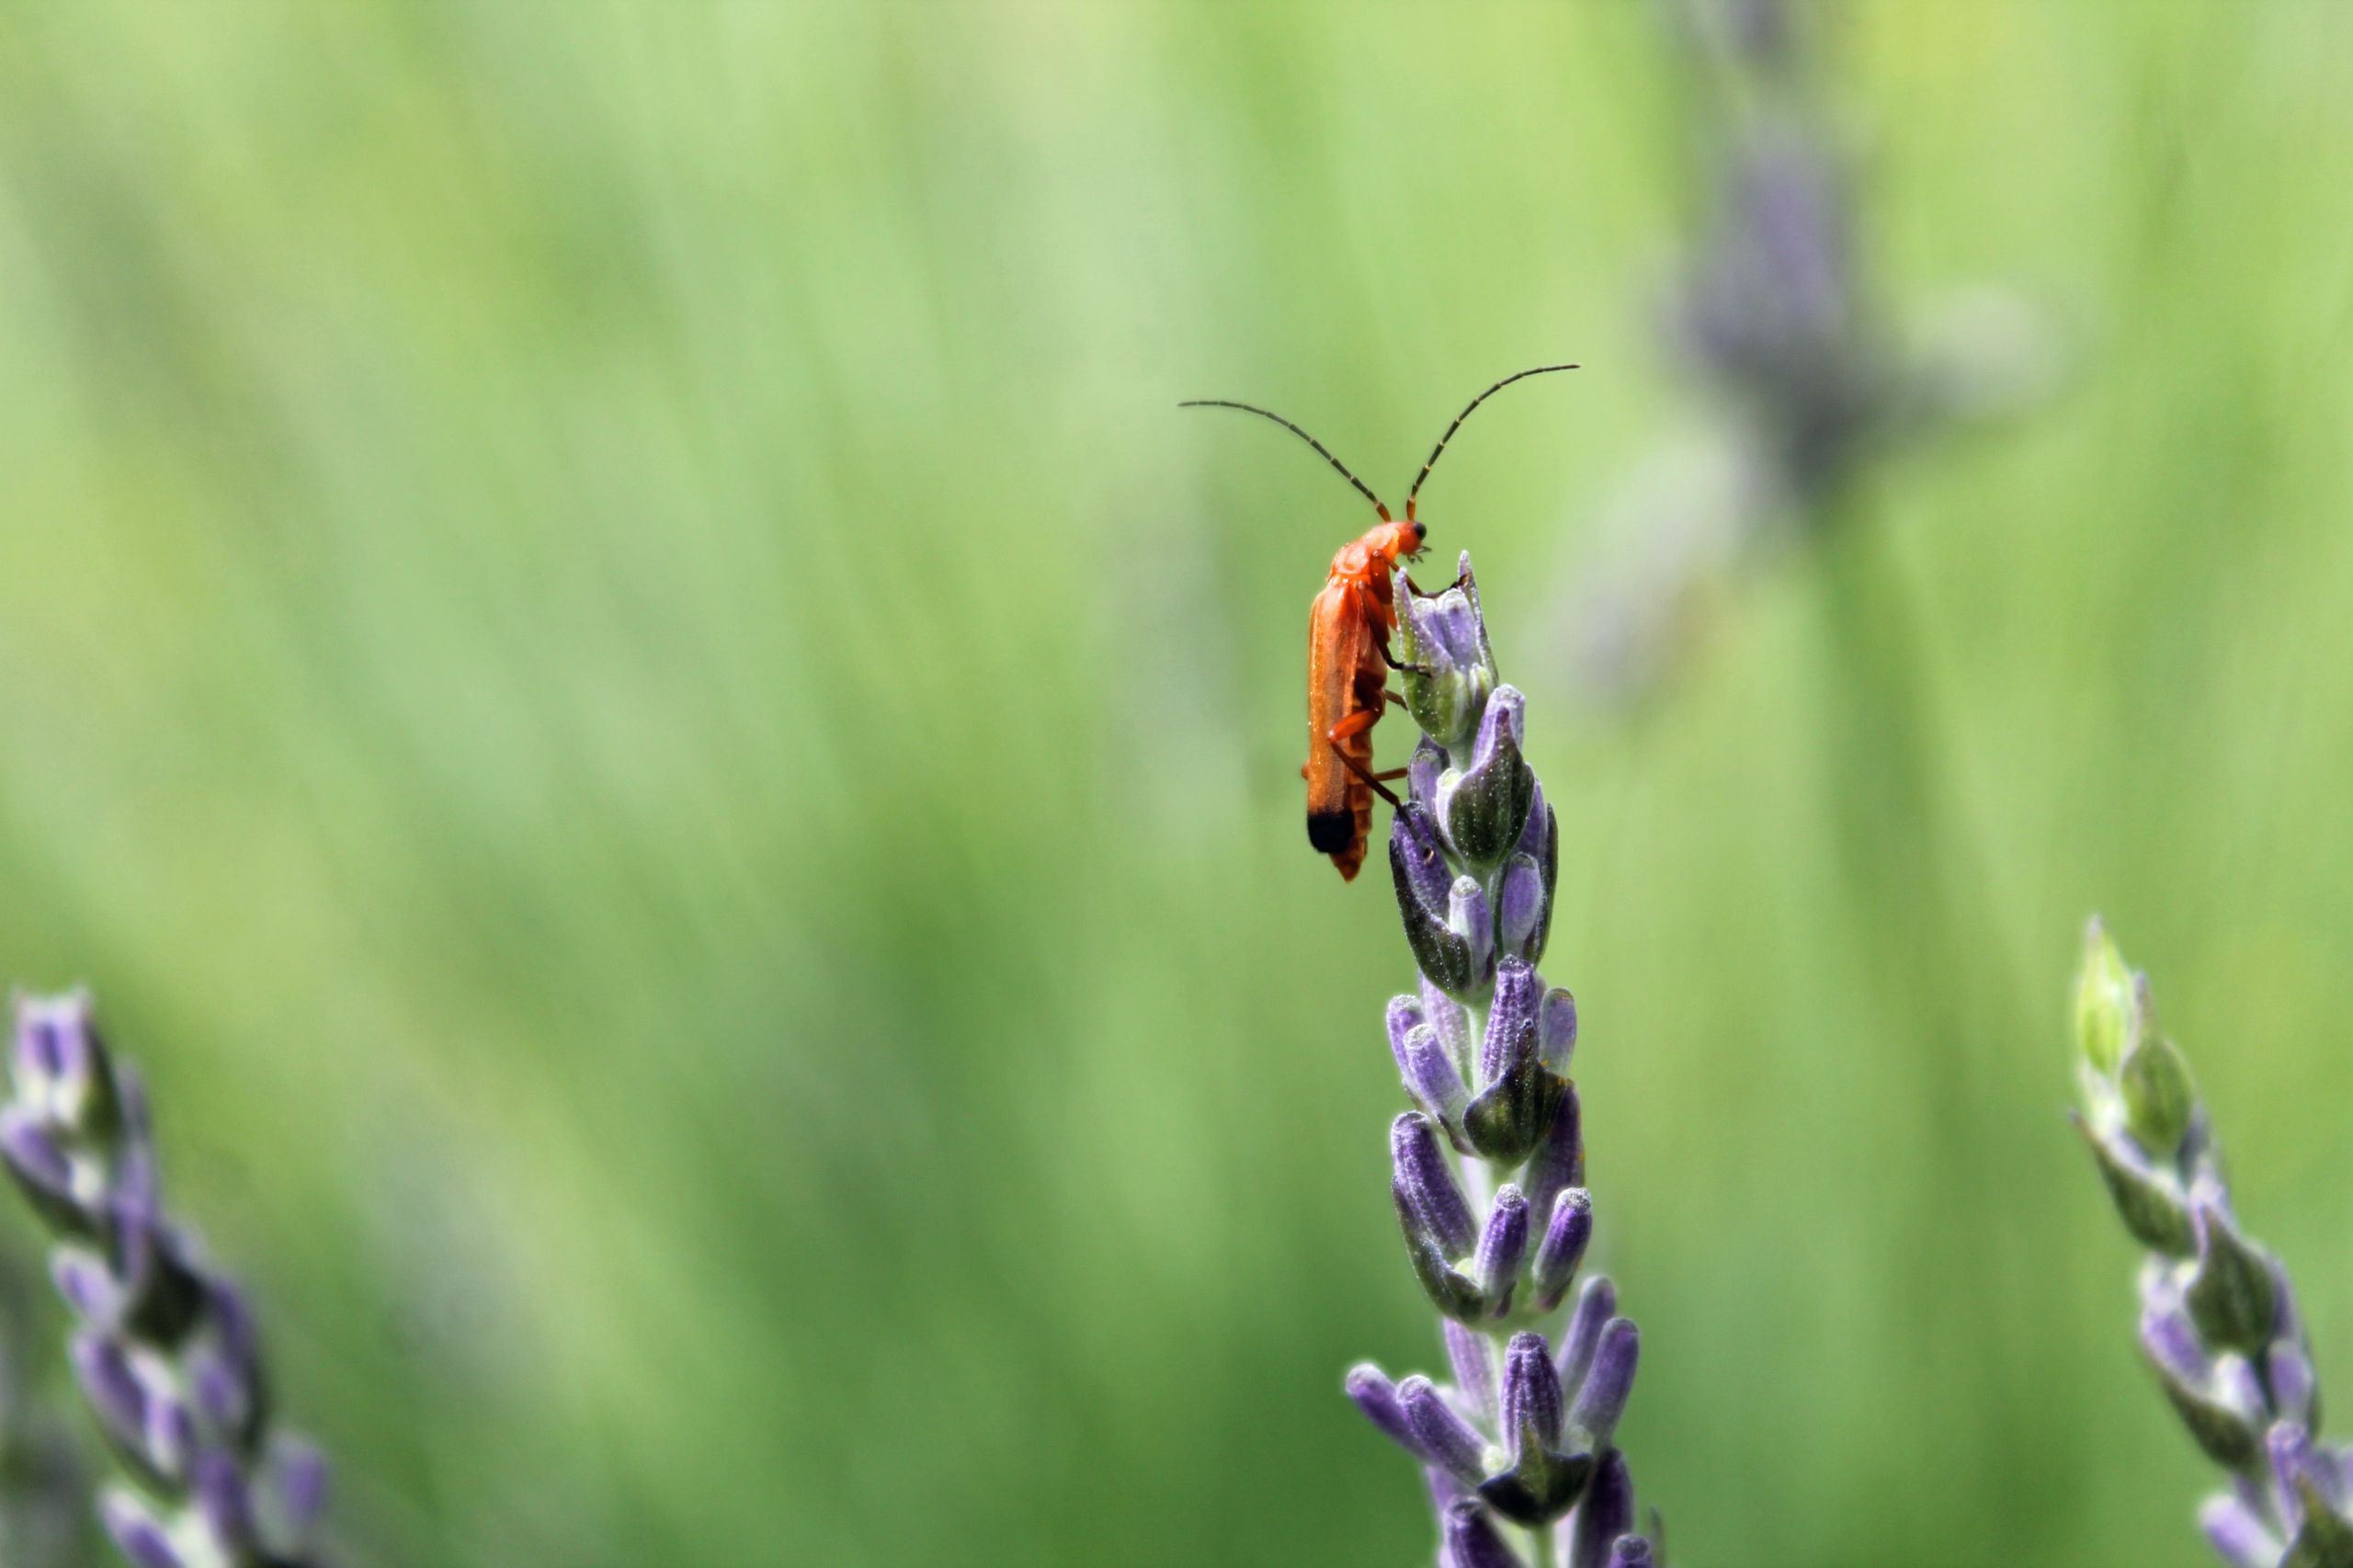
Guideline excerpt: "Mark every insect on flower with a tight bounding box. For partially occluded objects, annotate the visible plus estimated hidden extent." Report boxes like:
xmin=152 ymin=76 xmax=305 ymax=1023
xmin=1183 ymin=366 xmax=1576 ymax=880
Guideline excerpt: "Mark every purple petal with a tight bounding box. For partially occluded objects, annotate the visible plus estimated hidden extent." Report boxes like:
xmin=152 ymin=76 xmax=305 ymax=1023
xmin=1445 ymin=1321 xmax=1498 ymax=1426
xmin=193 ymin=1450 xmax=255 ymax=1551
xmin=1345 ymin=1364 xmax=1429 ymax=1461
xmin=1523 ymin=1087 xmax=1586 ymax=1226
xmin=1443 ymin=1499 xmax=1521 ymax=1568
xmin=1419 ymin=978 xmax=1475 ymax=1081
xmin=1557 ymin=1277 xmax=1618 ymax=1397
xmin=1392 ymin=1114 xmax=1476 ymax=1260
xmin=72 ymin=1332 xmax=148 ymax=1449
xmin=1568 ymin=1450 xmax=1635 ymax=1568
xmin=100 ymin=1492 xmax=186 ymax=1568
xmin=1483 ymin=960 xmax=1540 ymax=1085
xmin=1401 ymin=1376 xmax=1489 ymax=1487
xmin=271 ymin=1437 xmax=333 ymax=1543
xmin=1538 ymin=986 xmax=1578 ymax=1075
xmin=1447 ymin=878 xmax=1495 ymax=992
xmin=1534 ymin=1188 xmax=1595 ymax=1310
xmin=1567 ymin=1319 xmax=1640 ymax=1448
xmin=1400 ymin=1025 xmax=1472 ymax=1131
xmin=1392 ymin=807 xmax=1454 ymax=915
xmin=1497 ymin=857 xmax=1544 ymax=960
xmin=2200 ymin=1494 xmax=2280 ymax=1568
xmin=1501 ymin=1331 xmax=1565 ymax=1457
xmin=2139 ymin=1303 xmax=2209 ymax=1383
xmin=1473 ymin=1187 xmax=1531 ymax=1312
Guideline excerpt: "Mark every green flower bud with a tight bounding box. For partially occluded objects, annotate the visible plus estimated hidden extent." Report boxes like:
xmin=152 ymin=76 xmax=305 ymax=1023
xmin=1394 ymin=562 xmax=1499 ymax=755
xmin=2120 ymin=1031 xmax=2196 ymax=1159
xmin=2074 ymin=917 xmax=2135 ymax=1077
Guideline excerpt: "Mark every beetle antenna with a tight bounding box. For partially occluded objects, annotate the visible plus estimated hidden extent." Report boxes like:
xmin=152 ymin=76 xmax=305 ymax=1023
xmin=1179 ymin=399 xmax=1391 ymax=518
xmin=1404 ymin=364 xmax=1579 ymax=514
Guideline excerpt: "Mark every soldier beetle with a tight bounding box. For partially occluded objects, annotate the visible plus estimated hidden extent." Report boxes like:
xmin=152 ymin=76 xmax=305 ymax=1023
xmin=1183 ymin=365 xmax=1576 ymax=880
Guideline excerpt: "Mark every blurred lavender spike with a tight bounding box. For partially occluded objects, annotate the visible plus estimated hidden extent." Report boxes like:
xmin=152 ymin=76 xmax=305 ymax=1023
xmin=1561 ymin=0 xmax=2055 ymax=706
xmin=1345 ymin=556 xmax=1658 ymax=1562
xmin=2072 ymin=921 xmax=2351 ymax=1567
xmin=1 ymin=992 xmax=335 ymax=1568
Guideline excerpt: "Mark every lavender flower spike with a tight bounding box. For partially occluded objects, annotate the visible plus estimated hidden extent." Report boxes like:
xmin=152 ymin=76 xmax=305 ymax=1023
xmin=2071 ymin=922 xmax=2347 ymax=1567
xmin=1343 ymin=556 xmax=1658 ymax=1563
xmin=1 ymin=992 xmax=335 ymax=1567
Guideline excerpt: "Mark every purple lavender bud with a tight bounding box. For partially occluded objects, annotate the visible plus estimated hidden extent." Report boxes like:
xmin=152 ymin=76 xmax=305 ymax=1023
xmin=1345 ymin=1364 xmax=1427 ymax=1461
xmin=73 ymin=1332 xmax=149 ymax=1456
xmin=1449 ymin=878 xmax=1496 ymax=994
xmin=1524 ymin=1086 xmax=1586 ymax=1222
xmin=1568 ymin=1449 xmax=1636 ymax=1568
xmin=1539 ymin=987 xmax=1577 ymax=1074
xmin=1500 ymin=1331 xmax=1565 ymax=1458
xmin=100 ymin=1492 xmax=185 ymax=1568
xmin=192 ymin=1450 xmax=255 ymax=1552
xmin=1436 ymin=689 xmax=1534 ymax=872
xmin=1482 ymin=960 xmax=1541 ymax=1085
xmin=1392 ymin=829 xmax=1483 ymax=1000
xmin=14 ymin=993 xmax=117 ymax=1136
xmin=2271 ymin=1422 xmax=2351 ymax=1525
xmin=1408 ymin=737 xmax=1448 ymax=815
xmin=1567 ymin=1319 xmax=1640 ymax=1448
xmin=2200 ymin=1494 xmax=2280 ymax=1568
xmin=1419 ymin=976 xmax=1475 ymax=1080
xmin=1444 ymin=1321 xmax=1497 ymax=1426
xmin=1522 ymin=793 xmax=1561 ymax=968
xmin=1400 ymin=1375 xmax=1489 ymax=1487
xmin=2139 ymin=1302 xmax=2210 ymax=1384
xmin=1397 ymin=573 xmax=1498 ymax=753
xmin=1397 ymin=1024 xmax=1472 ymax=1135
xmin=1497 ymin=855 xmax=1545 ymax=962
xmin=1473 ymin=1187 xmax=1531 ymax=1313
xmin=1442 ymin=1499 xmax=1521 ymax=1568
xmin=1386 ymin=995 xmax=1426 ymax=1069
xmin=2187 ymin=1199 xmax=2279 ymax=1357
xmin=2271 ymin=1341 xmax=2320 ymax=1428
xmin=1607 ymin=1536 xmax=1654 ymax=1568
xmin=1391 ymin=1114 xmax=1476 ymax=1261
xmin=1557 ymin=1276 xmax=1618 ymax=1397
xmin=14 ymin=994 xmax=66 ymax=1079
xmin=1534 ymin=1188 xmax=1595 ymax=1311
xmin=0 ymin=1110 xmax=92 ymax=1237
xmin=53 ymin=1248 xmax=119 ymax=1321
xmin=144 ymin=1382 xmax=195 ymax=1483
xmin=271 ymin=1437 xmax=332 ymax=1545
xmin=1392 ymin=804 xmax=1455 ymax=914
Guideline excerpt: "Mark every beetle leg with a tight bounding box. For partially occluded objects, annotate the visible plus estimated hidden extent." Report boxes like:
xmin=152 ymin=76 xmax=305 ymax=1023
xmin=1402 ymin=568 xmax=1472 ymax=598
xmin=1324 ymin=708 xmax=1405 ymax=809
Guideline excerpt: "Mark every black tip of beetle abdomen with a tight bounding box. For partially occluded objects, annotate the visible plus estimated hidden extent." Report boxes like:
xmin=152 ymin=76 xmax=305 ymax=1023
xmin=1307 ymin=810 xmax=1356 ymax=854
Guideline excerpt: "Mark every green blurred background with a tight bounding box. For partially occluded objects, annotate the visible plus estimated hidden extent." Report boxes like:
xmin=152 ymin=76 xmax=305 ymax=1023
xmin=4 ymin=3 xmax=2353 ymax=1563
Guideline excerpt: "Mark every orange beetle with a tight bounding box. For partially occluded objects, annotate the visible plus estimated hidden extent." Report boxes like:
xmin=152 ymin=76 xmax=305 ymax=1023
xmin=1184 ymin=366 xmax=1576 ymax=879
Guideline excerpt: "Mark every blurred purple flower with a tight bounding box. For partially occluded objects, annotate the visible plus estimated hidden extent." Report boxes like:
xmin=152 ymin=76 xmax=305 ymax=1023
xmin=1562 ymin=0 xmax=2054 ymax=705
xmin=2 ymin=992 xmax=335 ymax=1568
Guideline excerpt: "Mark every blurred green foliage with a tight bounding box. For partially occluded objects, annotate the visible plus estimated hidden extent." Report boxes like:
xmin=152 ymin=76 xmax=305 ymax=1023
xmin=3 ymin=4 xmax=2353 ymax=1564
